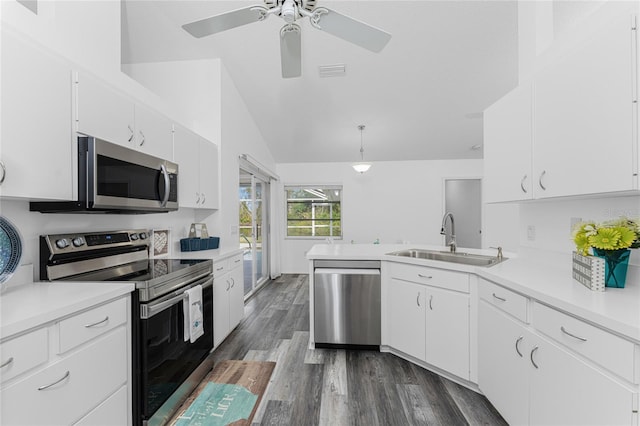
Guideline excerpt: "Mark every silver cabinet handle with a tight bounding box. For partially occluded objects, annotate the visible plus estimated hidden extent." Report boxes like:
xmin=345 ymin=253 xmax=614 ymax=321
xmin=139 ymin=130 xmax=145 ymax=146
xmin=226 ymin=279 xmax=231 ymax=291
xmin=418 ymin=274 xmax=433 ymax=279
xmin=196 ymin=193 xmax=200 ymax=204
xmin=416 ymin=293 xmax=421 ymax=307
xmin=492 ymin=293 xmax=507 ymax=302
xmin=0 ymin=357 xmax=14 ymax=369
xmin=515 ymin=336 xmax=524 ymax=357
xmin=520 ymin=174 xmax=528 ymax=193
xmin=230 ymin=278 xmax=235 ymax=288
xmin=127 ymin=125 xmax=134 ymax=142
xmin=38 ymin=371 xmax=70 ymax=391
xmin=539 ymin=170 xmax=547 ymax=190
xmin=429 ymin=295 xmax=433 ymax=311
xmin=234 ymin=259 xmax=241 ymax=264
xmin=0 ymin=160 xmax=6 ymax=185
xmin=160 ymin=164 xmax=170 ymax=207
xmin=560 ymin=326 xmax=587 ymax=342
xmin=201 ymin=193 xmax=206 ymax=204
xmin=216 ymin=266 xmax=224 ymax=272
xmin=530 ymin=346 xmax=539 ymax=369
xmin=84 ymin=316 xmax=109 ymax=328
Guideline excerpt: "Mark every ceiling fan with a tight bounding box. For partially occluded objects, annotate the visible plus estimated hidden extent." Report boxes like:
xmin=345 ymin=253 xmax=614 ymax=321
xmin=181 ymin=0 xmax=392 ymax=78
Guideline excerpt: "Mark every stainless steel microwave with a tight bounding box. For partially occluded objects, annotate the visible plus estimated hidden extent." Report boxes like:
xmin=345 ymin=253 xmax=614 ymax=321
xmin=31 ymin=137 xmax=178 ymax=214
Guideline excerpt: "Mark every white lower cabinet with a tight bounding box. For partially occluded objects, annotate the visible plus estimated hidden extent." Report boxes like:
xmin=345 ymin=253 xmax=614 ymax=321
xmin=387 ymin=263 xmax=470 ymax=380
xmin=478 ymin=278 xmax=637 ymax=425
xmin=213 ymin=254 xmax=245 ymax=348
xmin=0 ymin=295 xmax=131 ymax=425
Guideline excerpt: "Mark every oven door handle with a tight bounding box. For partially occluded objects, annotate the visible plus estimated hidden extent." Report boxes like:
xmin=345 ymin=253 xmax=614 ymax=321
xmin=141 ymin=276 xmax=212 ymax=319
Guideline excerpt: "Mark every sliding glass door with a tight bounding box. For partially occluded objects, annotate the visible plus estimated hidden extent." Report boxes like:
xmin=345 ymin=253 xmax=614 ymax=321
xmin=239 ymin=168 xmax=269 ymax=298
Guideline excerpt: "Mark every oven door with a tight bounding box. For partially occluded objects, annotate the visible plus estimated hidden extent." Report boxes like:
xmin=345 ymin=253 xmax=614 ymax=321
xmin=85 ymin=137 xmax=178 ymax=212
xmin=137 ymin=275 xmax=213 ymax=424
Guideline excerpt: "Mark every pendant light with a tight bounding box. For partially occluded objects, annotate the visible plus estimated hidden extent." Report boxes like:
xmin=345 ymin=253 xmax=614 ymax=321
xmin=352 ymin=124 xmax=371 ymax=173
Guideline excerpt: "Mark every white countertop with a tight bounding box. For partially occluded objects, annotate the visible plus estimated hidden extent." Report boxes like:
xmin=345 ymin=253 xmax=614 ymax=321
xmin=176 ymin=247 xmax=244 ymax=263
xmin=0 ymin=281 xmax=135 ymax=340
xmin=307 ymin=243 xmax=640 ymax=343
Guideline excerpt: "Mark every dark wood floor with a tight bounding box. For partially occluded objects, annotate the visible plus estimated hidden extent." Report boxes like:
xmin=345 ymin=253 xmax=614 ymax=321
xmin=208 ymin=274 xmax=507 ymax=426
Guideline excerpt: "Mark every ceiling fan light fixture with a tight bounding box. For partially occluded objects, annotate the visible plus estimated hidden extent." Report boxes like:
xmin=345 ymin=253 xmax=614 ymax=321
xmin=352 ymin=124 xmax=372 ymax=174
xmin=281 ymin=0 xmax=297 ymax=23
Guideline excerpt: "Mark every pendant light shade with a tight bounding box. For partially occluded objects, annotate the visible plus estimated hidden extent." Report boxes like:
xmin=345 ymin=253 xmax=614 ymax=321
xmin=352 ymin=124 xmax=371 ymax=173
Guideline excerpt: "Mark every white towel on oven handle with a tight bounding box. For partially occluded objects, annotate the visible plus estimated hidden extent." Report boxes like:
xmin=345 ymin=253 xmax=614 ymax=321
xmin=183 ymin=284 xmax=204 ymax=343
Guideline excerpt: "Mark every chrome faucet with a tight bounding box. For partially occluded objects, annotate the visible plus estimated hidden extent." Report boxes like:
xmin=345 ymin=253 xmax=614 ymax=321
xmin=440 ymin=212 xmax=456 ymax=253
xmin=490 ymin=246 xmax=503 ymax=261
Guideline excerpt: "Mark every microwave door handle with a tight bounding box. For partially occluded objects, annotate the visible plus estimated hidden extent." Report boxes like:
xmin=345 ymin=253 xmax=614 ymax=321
xmin=160 ymin=164 xmax=170 ymax=207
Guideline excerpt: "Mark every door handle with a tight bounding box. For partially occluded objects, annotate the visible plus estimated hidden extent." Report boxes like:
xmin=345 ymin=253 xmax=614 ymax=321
xmin=492 ymin=293 xmax=506 ymax=302
xmin=38 ymin=371 xmax=70 ymax=391
xmin=538 ymin=170 xmax=547 ymax=191
xmin=560 ymin=326 xmax=587 ymax=342
xmin=127 ymin=125 xmax=134 ymax=142
xmin=160 ymin=164 xmax=170 ymax=207
xmin=201 ymin=193 xmax=206 ymax=204
xmin=530 ymin=346 xmax=539 ymax=369
xmin=139 ymin=130 xmax=145 ymax=146
xmin=84 ymin=316 xmax=109 ymax=328
xmin=520 ymin=174 xmax=528 ymax=193
xmin=429 ymin=295 xmax=433 ymax=310
xmin=0 ymin=357 xmax=14 ymax=369
xmin=418 ymin=274 xmax=433 ymax=279
xmin=515 ymin=336 xmax=523 ymax=357
xmin=416 ymin=293 xmax=421 ymax=307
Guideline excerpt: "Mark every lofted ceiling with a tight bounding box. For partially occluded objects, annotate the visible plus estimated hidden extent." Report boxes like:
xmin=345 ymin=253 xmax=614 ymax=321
xmin=121 ymin=0 xmax=519 ymax=163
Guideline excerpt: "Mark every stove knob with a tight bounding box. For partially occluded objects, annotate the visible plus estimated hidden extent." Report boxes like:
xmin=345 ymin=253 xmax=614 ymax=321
xmin=55 ymin=239 xmax=70 ymax=249
xmin=72 ymin=237 xmax=85 ymax=247
xmin=139 ymin=232 xmax=148 ymax=240
xmin=130 ymin=233 xmax=139 ymax=241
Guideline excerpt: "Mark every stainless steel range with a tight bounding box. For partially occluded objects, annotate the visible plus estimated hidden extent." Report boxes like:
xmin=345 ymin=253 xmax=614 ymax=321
xmin=40 ymin=229 xmax=214 ymax=426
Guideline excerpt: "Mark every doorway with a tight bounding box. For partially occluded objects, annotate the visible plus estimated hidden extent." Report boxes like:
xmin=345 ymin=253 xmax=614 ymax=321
xmin=239 ymin=168 xmax=270 ymax=299
xmin=444 ymin=179 xmax=482 ymax=249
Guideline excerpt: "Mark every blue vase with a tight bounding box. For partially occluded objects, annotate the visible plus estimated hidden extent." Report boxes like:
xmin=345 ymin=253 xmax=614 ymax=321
xmin=592 ymin=248 xmax=631 ymax=288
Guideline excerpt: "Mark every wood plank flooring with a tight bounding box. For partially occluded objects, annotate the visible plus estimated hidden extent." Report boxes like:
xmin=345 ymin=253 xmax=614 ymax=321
xmin=207 ymin=274 xmax=507 ymax=426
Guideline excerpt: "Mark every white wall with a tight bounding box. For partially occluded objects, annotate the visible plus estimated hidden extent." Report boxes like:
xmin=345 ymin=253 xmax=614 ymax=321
xmin=276 ymin=159 xmax=518 ymax=273
xmin=519 ymin=195 xmax=640 ymax=266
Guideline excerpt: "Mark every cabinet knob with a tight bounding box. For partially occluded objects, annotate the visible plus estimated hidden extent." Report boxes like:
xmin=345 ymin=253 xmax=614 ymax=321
xmin=0 ymin=160 xmax=6 ymax=185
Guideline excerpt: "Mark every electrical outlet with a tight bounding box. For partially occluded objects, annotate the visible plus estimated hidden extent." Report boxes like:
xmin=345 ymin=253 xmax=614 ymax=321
xmin=527 ymin=225 xmax=536 ymax=241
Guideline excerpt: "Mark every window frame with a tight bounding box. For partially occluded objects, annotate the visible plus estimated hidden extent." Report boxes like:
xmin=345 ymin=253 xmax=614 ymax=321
xmin=284 ymin=184 xmax=343 ymax=240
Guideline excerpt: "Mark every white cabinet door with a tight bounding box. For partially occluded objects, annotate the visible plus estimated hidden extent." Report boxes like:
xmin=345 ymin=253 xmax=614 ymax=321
xmin=529 ymin=333 xmax=637 ymax=426
xmin=478 ymin=301 xmax=530 ymax=426
xmin=75 ymin=71 xmax=135 ymax=147
xmin=134 ymin=103 xmax=173 ymax=161
xmin=1 ymin=29 xmax=74 ymax=200
xmin=533 ymin=15 xmax=635 ymax=197
xmin=483 ymin=83 xmax=534 ymax=202
xmin=174 ymin=125 xmax=201 ymax=208
xmin=424 ymin=286 xmax=469 ymax=380
xmin=228 ymin=265 xmax=245 ymax=331
xmin=388 ymin=278 xmax=426 ymax=361
xmin=198 ymin=139 xmax=220 ymax=209
xmin=213 ymin=277 xmax=230 ymax=348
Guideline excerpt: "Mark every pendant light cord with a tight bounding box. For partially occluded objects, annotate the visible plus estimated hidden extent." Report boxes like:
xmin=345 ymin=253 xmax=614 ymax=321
xmin=358 ymin=124 xmax=365 ymax=161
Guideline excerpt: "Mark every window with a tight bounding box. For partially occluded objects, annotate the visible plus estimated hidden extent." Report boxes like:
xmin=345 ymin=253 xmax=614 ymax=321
xmin=285 ymin=186 xmax=342 ymax=238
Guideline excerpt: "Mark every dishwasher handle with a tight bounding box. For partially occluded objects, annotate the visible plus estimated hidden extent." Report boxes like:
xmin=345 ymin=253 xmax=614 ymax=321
xmin=314 ymin=268 xmax=380 ymax=276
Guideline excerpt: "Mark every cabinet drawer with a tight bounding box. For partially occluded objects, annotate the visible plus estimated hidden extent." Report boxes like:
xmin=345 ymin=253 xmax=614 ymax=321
xmin=0 ymin=328 xmax=48 ymax=384
xmin=74 ymin=385 xmax=128 ymax=426
xmin=1 ymin=327 xmax=127 ymax=425
xmin=213 ymin=259 xmax=228 ymax=278
xmin=533 ymin=302 xmax=636 ymax=383
xmin=387 ymin=262 xmax=469 ymax=293
xmin=58 ymin=297 xmax=127 ymax=354
xmin=479 ymin=279 xmax=528 ymax=323
xmin=228 ymin=253 xmax=243 ymax=271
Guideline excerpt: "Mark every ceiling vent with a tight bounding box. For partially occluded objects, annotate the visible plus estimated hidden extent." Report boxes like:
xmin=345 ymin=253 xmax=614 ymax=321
xmin=319 ymin=64 xmax=346 ymax=78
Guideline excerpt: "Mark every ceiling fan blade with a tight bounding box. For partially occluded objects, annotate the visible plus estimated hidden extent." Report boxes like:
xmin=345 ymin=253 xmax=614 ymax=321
xmin=182 ymin=6 xmax=267 ymax=38
xmin=310 ymin=7 xmax=391 ymax=53
xmin=280 ymin=24 xmax=302 ymax=78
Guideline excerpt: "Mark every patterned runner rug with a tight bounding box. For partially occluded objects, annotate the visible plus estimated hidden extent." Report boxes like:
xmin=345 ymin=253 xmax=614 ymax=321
xmin=169 ymin=360 xmax=276 ymax=426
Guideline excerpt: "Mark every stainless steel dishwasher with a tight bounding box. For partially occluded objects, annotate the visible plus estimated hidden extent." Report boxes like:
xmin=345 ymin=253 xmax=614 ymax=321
xmin=313 ymin=260 xmax=381 ymax=349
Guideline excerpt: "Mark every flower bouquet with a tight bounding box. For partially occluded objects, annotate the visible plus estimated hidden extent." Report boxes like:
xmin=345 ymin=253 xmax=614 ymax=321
xmin=572 ymin=218 xmax=639 ymax=288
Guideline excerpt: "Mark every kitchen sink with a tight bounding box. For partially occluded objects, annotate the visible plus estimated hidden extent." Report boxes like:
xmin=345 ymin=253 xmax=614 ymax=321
xmin=386 ymin=249 xmax=505 ymax=267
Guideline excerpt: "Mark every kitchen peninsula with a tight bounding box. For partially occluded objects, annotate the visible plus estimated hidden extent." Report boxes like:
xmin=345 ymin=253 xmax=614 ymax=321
xmin=307 ymin=243 xmax=640 ymax=425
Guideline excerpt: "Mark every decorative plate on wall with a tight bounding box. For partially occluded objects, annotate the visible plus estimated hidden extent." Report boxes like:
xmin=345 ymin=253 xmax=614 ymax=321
xmin=0 ymin=216 xmax=22 ymax=285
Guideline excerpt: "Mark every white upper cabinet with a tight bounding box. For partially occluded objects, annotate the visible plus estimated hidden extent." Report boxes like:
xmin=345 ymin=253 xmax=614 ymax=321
xmin=75 ymin=72 xmax=173 ymax=160
xmin=533 ymin=14 xmax=636 ymax=198
xmin=1 ymin=29 xmax=74 ymax=201
xmin=174 ymin=124 xmax=220 ymax=209
xmin=483 ymin=83 xmax=534 ymax=203
xmin=484 ymin=13 xmax=639 ymax=201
